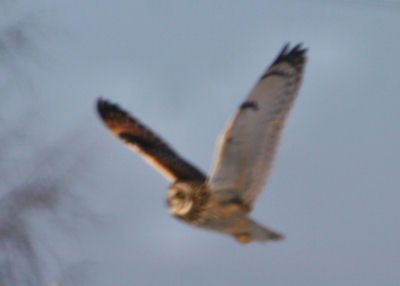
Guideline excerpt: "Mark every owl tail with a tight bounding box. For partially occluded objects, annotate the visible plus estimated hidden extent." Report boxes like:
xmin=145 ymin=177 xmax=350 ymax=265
xmin=235 ymin=219 xmax=284 ymax=244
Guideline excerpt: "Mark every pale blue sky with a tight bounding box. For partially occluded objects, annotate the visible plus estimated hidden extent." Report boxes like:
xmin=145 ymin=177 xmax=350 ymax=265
xmin=1 ymin=1 xmax=400 ymax=285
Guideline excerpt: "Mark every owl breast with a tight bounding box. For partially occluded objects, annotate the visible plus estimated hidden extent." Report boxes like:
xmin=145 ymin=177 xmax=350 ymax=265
xmin=179 ymin=191 xmax=248 ymax=235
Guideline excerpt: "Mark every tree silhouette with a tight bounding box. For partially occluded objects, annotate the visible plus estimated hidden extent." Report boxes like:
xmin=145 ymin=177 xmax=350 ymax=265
xmin=1 ymin=6 xmax=92 ymax=285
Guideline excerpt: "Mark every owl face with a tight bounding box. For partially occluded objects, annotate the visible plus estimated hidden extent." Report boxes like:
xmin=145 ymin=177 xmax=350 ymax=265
xmin=166 ymin=182 xmax=194 ymax=216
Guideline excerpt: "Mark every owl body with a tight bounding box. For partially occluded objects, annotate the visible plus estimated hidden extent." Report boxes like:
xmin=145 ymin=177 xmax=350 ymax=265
xmin=97 ymin=44 xmax=307 ymax=243
xmin=166 ymin=181 xmax=280 ymax=242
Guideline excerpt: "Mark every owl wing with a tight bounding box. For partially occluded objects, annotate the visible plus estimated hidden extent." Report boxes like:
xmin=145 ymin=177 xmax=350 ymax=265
xmin=207 ymin=44 xmax=307 ymax=209
xmin=97 ymin=99 xmax=206 ymax=182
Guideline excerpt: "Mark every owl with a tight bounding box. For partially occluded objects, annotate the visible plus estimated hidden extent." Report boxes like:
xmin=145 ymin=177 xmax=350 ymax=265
xmin=97 ymin=43 xmax=307 ymax=243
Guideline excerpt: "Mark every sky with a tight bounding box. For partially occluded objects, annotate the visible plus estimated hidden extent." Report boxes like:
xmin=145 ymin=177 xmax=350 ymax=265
xmin=1 ymin=0 xmax=400 ymax=285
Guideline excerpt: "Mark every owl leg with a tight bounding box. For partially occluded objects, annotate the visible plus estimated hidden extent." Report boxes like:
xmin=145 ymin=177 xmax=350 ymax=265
xmin=234 ymin=233 xmax=252 ymax=244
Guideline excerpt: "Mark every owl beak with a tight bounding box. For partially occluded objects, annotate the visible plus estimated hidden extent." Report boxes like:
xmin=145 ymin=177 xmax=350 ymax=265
xmin=165 ymin=197 xmax=171 ymax=208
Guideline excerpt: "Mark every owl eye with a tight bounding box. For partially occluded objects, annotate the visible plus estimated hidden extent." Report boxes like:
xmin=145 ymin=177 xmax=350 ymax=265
xmin=175 ymin=191 xmax=185 ymax=199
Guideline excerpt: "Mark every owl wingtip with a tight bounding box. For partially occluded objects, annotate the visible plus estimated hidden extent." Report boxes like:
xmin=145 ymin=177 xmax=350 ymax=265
xmin=272 ymin=42 xmax=308 ymax=67
xmin=96 ymin=97 xmax=124 ymax=119
xmin=96 ymin=97 xmax=109 ymax=117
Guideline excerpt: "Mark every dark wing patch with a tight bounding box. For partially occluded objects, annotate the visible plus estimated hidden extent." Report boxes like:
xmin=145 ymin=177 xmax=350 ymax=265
xmin=260 ymin=70 xmax=288 ymax=80
xmin=97 ymin=99 xmax=206 ymax=182
xmin=239 ymin=101 xmax=259 ymax=111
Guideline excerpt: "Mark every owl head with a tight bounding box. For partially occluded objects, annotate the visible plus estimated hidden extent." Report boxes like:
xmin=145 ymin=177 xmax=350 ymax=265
xmin=166 ymin=182 xmax=196 ymax=216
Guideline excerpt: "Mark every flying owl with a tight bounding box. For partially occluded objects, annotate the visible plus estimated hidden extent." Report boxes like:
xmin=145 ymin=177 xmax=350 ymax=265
xmin=97 ymin=43 xmax=307 ymax=243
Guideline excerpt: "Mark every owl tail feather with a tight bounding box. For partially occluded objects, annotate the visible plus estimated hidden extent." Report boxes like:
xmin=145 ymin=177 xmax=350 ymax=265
xmin=235 ymin=220 xmax=284 ymax=244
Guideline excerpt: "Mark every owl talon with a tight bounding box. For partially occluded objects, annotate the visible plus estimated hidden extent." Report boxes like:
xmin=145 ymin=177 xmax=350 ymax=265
xmin=235 ymin=233 xmax=252 ymax=244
